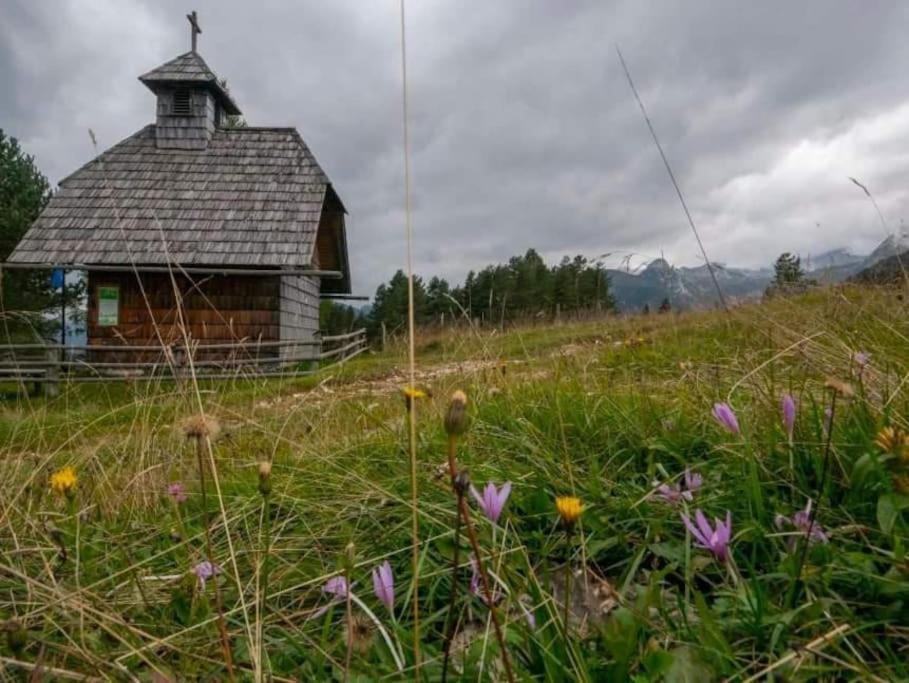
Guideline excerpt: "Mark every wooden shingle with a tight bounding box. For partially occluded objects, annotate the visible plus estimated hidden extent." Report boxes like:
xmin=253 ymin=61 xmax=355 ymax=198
xmin=9 ymin=126 xmax=339 ymax=269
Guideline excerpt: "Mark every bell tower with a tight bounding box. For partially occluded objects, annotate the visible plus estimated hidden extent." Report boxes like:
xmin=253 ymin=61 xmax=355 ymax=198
xmin=137 ymin=12 xmax=241 ymax=150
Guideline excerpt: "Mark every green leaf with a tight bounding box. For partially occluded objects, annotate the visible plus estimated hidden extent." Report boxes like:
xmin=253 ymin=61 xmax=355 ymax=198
xmin=877 ymin=493 xmax=909 ymax=535
xmin=664 ymin=645 xmax=714 ymax=683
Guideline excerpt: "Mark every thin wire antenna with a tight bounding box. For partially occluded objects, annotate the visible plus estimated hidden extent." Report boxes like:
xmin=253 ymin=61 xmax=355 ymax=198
xmin=399 ymin=0 xmax=422 ymax=671
xmin=615 ymin=46 xmax=729 ymax=312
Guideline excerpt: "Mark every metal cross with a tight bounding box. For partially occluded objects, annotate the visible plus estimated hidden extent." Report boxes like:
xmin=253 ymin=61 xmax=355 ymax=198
xmin=187 ymin=11 xmax=202 ymax=52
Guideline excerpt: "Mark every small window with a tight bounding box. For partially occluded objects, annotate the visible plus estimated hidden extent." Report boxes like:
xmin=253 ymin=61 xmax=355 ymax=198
xmin=172 ymin=89 xmax=192 ymax=116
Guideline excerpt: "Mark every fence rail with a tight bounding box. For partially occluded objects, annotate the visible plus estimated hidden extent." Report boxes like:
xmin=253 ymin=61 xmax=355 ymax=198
xmin=0 ymin=329 xmax=368 ymax=389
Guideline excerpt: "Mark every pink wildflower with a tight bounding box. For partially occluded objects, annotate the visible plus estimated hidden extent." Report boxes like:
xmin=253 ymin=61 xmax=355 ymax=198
xmin=781 ymin=394 xmax=797 ymax=437
xmin=470 ymin=481 xmax=512 ymax=524
xmin=371 ymin=561 xmax=395 ymax=613
xmin=712 ymin=403 xmax=740 ymax=434
xmin=167 ymin=482 xmax=188 ymax=503
xmin=681 ymin=509 xmax=733 ymax=563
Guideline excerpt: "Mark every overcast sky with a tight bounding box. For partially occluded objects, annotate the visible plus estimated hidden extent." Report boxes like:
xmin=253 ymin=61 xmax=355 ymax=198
xmin=3 ymin=1 xmax=909 ymax=295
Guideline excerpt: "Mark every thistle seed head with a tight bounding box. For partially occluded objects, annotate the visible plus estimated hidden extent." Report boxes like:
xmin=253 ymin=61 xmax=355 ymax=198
xmin=444 ymin=390 xmax=469 ymax=436
xmin=180 ymin=414 xmax=221 ymax=441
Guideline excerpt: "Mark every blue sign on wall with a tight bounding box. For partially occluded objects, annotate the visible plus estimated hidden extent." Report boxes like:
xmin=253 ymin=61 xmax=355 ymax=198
xmin=50 ymin=268 xmax=65 ymax=289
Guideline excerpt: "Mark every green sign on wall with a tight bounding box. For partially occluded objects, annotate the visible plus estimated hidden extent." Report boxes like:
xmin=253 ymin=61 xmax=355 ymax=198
xmin=98 ymin=286 xmax=119 ymax=326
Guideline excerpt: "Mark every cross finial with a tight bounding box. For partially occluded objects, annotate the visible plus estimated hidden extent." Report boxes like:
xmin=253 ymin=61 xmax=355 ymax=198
xmin=187 ymin=11 xmax=202 ymax=53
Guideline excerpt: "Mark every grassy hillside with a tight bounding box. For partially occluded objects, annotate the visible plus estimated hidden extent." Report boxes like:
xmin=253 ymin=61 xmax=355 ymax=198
xmin=0 ymin=284 xmax=907 ymax=680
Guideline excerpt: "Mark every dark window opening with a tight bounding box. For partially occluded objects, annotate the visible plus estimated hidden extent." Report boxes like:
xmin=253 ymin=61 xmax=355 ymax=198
xmin=172 ymin=89 xmax=192 ymax=116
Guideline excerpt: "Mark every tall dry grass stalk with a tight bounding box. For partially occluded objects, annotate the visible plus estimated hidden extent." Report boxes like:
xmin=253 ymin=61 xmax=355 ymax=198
xmin=398 ymin=0 xmax=422 ymax=673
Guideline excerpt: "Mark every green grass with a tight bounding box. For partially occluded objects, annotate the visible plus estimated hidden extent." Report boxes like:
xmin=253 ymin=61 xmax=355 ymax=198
xmin=0 ymin=284 xmax=907 ymax=680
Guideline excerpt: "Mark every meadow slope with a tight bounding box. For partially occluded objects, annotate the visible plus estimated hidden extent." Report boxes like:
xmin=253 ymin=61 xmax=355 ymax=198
xmin=0 ymin=284 xmax=907 ymax=681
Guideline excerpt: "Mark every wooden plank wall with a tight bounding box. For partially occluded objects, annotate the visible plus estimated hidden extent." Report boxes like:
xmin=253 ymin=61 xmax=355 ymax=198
xmin=279 ymin=274 xmax=320 ymax=360
xmin=86 ymin=271 xmax=281 ymax=361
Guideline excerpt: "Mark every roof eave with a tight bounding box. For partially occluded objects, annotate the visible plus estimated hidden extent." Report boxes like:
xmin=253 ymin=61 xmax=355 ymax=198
xmin=138 ymin=77 xmax=242 ymax=116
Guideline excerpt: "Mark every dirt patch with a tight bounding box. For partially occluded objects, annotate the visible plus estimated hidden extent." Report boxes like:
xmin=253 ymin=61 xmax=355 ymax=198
xmin=254 ymin=358 xmax=506 ymax=410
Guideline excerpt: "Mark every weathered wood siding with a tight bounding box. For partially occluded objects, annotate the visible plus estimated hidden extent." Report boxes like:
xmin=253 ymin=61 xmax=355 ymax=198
xmin=279 ymin=274 xmax=320 ymax=360
xmin=154 ymin=89 xmax=215 ymax=150
xmin=86 ymin=271 xmax=281 ymax=360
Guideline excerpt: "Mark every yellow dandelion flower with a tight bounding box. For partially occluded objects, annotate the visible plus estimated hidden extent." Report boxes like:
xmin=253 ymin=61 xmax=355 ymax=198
xmin=402 ymin=386 xmax=427 ymax=400
xmin=50 ymin=467 xmax=77 ymax=495
xmin=555 ymin=496 xmax=584 ymax=526
xmin=402 ymin=386 xmax=428 ymax=412
xmin=875 ymin=426 xmax=904 ymax=452
xmin=875 ymin=426 xmax=909 ymax=459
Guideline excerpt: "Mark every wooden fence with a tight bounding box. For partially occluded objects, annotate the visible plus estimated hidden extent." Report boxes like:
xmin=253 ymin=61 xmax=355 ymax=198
xmin=0 ymin=329 xmax=368 ymax=391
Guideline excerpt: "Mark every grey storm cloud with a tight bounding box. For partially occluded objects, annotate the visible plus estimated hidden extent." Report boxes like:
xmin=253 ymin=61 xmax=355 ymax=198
xmin=3 ymin=0 xmax=909 ymax=297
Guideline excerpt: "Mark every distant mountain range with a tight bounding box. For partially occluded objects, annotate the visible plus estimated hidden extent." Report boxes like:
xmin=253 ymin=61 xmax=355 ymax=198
xmin=606 ymin=233 xmax=909 ymax=311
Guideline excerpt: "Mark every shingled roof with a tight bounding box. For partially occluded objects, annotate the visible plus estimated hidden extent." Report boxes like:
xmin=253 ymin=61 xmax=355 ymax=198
xmin=139 ymin=51 xmax=241 ymax=115
xmin=9 ymin=125 xmax=342 ymax=270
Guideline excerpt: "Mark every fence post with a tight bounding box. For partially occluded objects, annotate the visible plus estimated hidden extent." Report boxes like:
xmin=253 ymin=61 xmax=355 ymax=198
xmin=44 ymin=347 xmax=60 ymax=398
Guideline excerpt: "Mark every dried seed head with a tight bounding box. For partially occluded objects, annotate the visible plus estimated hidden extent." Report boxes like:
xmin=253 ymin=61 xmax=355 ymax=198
xmin=824 ymin=377 xmax=854 ymax=398
xmin=258 ymin=461 xmax=272 ymax=497
xmin=180 ymin=414 xmax=221 ymax=441
xmin=453 ymin=469 xmax=471 ymax=496
xmin=444 ymin=390 xmax=469 ymax=436
xmin=344 ymin=613 xmax=375 ymax=655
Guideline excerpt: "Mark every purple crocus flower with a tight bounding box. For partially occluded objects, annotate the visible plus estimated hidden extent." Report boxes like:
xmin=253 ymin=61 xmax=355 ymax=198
xmin=323 ymin=576 xmax=350 ymax=599
xmin=684 ymin=469 xmax=702 ymax=494
xmin=167 ymin=482 xmax=188 ymax=503
xmin=781 ymin=394 xmax=797 ymax=437
xmin=712 ymin=403 xmax=740 ymax=435
xmin=310 ymin=575 xmax=355 ymax=620
xmin=655 ymin=482 xmax=688 ymax=504
xmin=853 ymin=351 xmax=870 ymax=369
xmin=193 ymin=560 xmax=220 ymax=589
xmin=681 ymin=509 xmax=733 ymax=563
xmin=372 ymin=561 xmax=395 ymax=613
xmin=470 ymin=481 xmax=512 ymax=524
xmin=775 ymin=500 xmax=828 ymax=549
xmin=655 ymin=469 xmax=701 ymax=505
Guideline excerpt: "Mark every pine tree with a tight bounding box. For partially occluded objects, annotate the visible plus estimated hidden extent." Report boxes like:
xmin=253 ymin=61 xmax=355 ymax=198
xmin=1 ymin=129 xmax=84 ymax=337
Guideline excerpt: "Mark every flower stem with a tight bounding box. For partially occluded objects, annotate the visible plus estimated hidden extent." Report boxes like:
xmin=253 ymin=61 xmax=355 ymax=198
xmin=787 ymin=390 xmax=838 ymax=608
xmin=344 ymin=562 xmax=353 ymax=681
xmin=563 ymin=528 xmax=573 ymax=636
xmin=445 ymin=434 xmax=515 ymax=683
xmin=195 ymin=437 xmax=235 ymax=681
xmin=440 ymin=456 xmax=464 ymax=683
xmin=405 ymin=401 xmax=421 ymax=675
xmin=259 ymin=490 xmax=272 ymax=680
